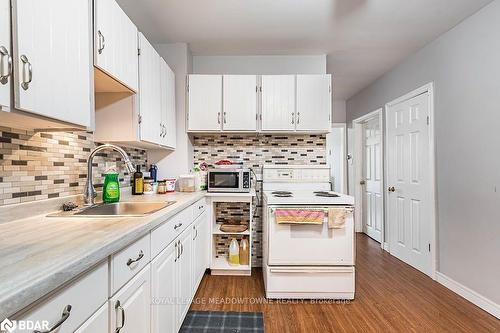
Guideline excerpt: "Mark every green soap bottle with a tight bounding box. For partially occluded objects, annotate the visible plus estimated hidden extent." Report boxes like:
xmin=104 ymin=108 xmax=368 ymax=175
xmin=103 ymin=172 xmax=120 ymax=203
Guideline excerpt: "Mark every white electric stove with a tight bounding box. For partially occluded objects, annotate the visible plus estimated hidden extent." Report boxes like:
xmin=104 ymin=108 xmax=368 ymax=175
xmin=262 ymin=165 xmax=356 ymax=300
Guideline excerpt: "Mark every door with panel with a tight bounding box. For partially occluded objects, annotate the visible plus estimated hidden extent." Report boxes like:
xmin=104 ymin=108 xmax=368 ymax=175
xmin=362 ymin=117 xmax=383 ymax=243
xmin=0 ymin=0 xmax=12 ymax=110
xmin=177 ymin=228 xmax=193 ymax=329
xmin=164 ymin=62 xmax=176 ymax=148
xmin=192 ymin=211 xmax=208 ymax=288
xmin=296 ymin=74 xmax=331 ymax=132
xmin=110 ymin=265 xmax=151 ymax=333
xmin=261 ymin=75 xmax=296 ymax=131
xmin=12 ymin=0 xmax=92 ymax=127
xmin=138 ymin=33 xmax=161 ymax=145
xmin=151 ymin=240 xmax=178 ymax=333
xmin=222 ymin=75 xmax=257 ymax=131
xmin=188 ymin=75 xmax=222 ymax=131
xmin=94 ymin=0 xmax=138 ymax=91
xmin=386 ymin=92 xmax=432 ymax=276
xmin=74 ymin=303 xmax=108 ymax=333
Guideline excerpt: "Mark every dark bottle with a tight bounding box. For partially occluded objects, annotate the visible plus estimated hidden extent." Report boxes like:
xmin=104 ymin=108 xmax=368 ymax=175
xmin=132 ymin=165 xmax=144 ymax=195
xmin=149 ymin=164 xmax=158 ymax=182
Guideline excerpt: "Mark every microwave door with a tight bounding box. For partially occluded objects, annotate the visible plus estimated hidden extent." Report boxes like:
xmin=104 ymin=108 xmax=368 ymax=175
xmin=210 ymin=172 xmax=240 ymax=190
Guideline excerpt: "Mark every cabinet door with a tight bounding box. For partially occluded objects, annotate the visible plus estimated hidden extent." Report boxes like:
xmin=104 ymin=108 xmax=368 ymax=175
xmin=165 ymin=63 xmax=176 ymax=148
xmin=222 ymin=75 xmax=257 ymax=131
xmin=188 ymin=75 xmax=222 ymax=131
xmin=151 ymin=240 xmax=178 ymax=333
xmin=261 ymin=75 xmax=296 ymax=131
xmin=192 ymin=211 xmax=209 ymax=287
xmin=74 ymin=303 xmax=108 ymax=333
xmin=177 ymin=228 xmax=193 ymax=328
xmin=0 ymin=0 xmax=11 ymax=110
xmin=296 ymin=74 xmax=331 ymax=132
xmin=94 ymin=0 xmax=138 ymax=91
xmin=138 ymin=33 xmax=161 ymax=145
xmin=12 ymin=0 xmax=92 ymax=127
xmin=160 ymin=58 xmax=176 ymax=148
xmin=110 ymin=265 xmax=151 ymax=333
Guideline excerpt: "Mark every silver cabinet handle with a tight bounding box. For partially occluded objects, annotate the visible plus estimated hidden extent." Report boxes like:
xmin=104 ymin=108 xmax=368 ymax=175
xmin=217 ymin=112 xmax=221 ymax=124
xmin=115 ymin=300 xmax=125 ymax=333
xmin=126 ymin=250 xmax=144 ymax=266
xmin=174 ymin=241 xmax=178 ymax=262
xmin=163 ymin=125 xmax=167 ymax=138
xmin=97 ymin=30 xmax=105 ymax=54
xmin=174 ymin=222 xmax=183 ymax=230
xmin=33 ymin=305 xmax=72 ymax=333
xmin=223 ymin=112 xmax=227 ymax=124
xmin=0 ymin=46 xmax=12 ymax=85
xmin=291 ymin=112 xmax=295 ymax=124
xmin=297 ymin=112 xmax=300 ymax=124
xmin=193 ymin=225 xmax=198 ymax=240
xmin=20 ymin=55 xmax=32 ymax=91
xmin=180 ymin=241 xmax=184 ymax=257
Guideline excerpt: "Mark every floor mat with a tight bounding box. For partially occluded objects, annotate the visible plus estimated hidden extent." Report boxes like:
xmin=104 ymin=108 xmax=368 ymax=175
xmin=180 ymin=311 xmax=264 ymax=332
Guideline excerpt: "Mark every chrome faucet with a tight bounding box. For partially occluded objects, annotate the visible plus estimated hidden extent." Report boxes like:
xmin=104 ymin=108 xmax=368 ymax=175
xmin=84 ymin=144 xmax=136 ymax=206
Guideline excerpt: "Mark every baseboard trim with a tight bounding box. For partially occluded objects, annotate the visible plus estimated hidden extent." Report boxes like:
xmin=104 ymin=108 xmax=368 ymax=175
xmin=436 ymin=272 xmax=499 ymax=319
xmin=383 ymin=242 xmax=390 ymax=252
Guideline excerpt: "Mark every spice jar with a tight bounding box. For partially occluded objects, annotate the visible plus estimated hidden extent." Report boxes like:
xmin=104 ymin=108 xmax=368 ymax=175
xmin=143 ymin=177 xmax=154 ymax=195
xmin=157 ymin=180 xmax=167 ymax=194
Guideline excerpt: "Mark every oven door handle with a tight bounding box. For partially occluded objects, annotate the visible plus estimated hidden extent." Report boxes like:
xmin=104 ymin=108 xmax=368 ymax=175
xmin=269 ymin=268 xmax=353 ymax=274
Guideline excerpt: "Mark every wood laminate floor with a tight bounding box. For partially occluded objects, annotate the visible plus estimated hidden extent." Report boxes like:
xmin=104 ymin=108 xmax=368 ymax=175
xmin=191 ymin=233 xmax=500 ymax=332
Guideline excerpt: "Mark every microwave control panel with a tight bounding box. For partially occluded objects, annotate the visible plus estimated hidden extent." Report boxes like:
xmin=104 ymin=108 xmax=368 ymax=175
xmin=243 ymin=172 xmax=250 ymax=188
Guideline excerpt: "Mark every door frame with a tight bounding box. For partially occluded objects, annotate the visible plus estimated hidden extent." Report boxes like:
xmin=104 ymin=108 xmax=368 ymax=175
xmin=352 ymin=108 xmax=384 ymax=249
xmin=384 ymin=82 xmax=437 ymax=279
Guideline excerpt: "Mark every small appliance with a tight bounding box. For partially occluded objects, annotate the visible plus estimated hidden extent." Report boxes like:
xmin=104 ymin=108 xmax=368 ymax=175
xmin=208 ymin=168 xmax=251 ymax=193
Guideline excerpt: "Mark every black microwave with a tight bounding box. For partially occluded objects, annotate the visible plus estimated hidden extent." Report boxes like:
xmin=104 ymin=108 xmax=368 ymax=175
xmin=207 ymin=168 xmax=251 ymax=193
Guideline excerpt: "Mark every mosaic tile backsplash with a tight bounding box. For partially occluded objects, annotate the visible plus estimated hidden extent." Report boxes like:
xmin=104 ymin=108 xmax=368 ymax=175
xmin=0 ymin=126 xmax=147 ymax=206
xmin=193 ymin=134 xmax=327 ymax=266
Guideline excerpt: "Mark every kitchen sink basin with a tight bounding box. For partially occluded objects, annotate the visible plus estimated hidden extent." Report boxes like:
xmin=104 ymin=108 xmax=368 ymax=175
xmin=48 ymin=201 xmax=176 ymax=218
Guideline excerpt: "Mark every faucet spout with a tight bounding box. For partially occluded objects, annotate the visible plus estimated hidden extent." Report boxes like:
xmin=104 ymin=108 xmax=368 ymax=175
xmin=84 ymin=144 xmax=135 ymax=206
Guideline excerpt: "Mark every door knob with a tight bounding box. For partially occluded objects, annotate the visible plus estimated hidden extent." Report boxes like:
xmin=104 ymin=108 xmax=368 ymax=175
xmin=359 ymin=180 xmax=366 ymax=185
xmin=388 ymin=186 xmax=396 ymax=192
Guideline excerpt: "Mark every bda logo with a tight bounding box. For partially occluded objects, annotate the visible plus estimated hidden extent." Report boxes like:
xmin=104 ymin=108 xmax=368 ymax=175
xmin=0 ymin=318 xmax=16 ymax=333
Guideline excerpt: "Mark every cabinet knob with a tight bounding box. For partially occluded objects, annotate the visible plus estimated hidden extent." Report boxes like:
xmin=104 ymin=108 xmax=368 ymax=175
xmin=388 ymin=186 xmax=396 ymax=192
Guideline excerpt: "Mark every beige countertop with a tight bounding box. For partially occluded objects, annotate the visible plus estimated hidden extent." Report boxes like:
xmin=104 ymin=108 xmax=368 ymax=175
xmin=0 ymin=191 xmax=206 ymax=320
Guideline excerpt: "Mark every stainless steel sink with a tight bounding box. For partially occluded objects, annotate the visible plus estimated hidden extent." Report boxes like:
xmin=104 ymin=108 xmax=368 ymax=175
xmin=48 ymin=201 xmax=176 ymax=217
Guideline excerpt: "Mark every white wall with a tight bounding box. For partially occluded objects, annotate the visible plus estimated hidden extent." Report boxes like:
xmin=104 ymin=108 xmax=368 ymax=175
xmin=346 ymin=0 xmax=500 ymax=306
xmin=333 ymin=99 xmax=346 ymax=123
xmin=192 ymin=55 xmax=326 ymax=74
xmin=148 ymin=43 xmax=193 ymax=179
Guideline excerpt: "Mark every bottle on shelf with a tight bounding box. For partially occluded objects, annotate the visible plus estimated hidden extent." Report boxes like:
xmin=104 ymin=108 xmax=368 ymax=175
xmin=239 ymin=237 xmax=249 ymax=266
xmin=228 ymin=238 xmax=240 ymax=266
xmin=132 ymin=165 xmax=144 ymax=195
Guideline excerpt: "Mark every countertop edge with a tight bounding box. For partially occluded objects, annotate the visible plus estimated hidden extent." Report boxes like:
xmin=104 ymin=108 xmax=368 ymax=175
xmin=0 ymin=192 xmax=206 ymax=320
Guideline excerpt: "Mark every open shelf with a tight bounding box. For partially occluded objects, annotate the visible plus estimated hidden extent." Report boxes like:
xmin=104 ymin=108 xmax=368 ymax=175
xmin=212 ymin=224 xmax=250 ymax=236
xmin=211 ymin=257 xmax=251 ymax=271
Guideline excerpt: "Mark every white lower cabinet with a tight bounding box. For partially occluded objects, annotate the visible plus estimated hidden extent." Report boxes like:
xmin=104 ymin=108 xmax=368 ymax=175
xmin=74 ymin=302 xmax=109 ymax=333
xmin=192 ymin=211 xmax=209 ymax=288
xmin=177 ymin=226 xmax=194 ymax=329
xmin=110 ymin=265 xmax=151 ymax=333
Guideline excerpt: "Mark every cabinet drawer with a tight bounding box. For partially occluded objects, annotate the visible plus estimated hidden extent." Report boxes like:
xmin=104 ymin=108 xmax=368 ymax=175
xmin=192 ymin=198 xmax=206 ymax=219
xmin=14 ymin=261 xmax=108 ymax=333
xmin=111 ymin=234 xmax=151 ymax=295
xmin=151 ymin=207 xmax=193 ymax=258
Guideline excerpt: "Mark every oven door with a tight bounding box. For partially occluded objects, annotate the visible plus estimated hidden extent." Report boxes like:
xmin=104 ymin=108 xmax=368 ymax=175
xmin=267 ymin=206 xmax=354 ymax=266
xmin=208 ymin=171 xmax=241 ymax=192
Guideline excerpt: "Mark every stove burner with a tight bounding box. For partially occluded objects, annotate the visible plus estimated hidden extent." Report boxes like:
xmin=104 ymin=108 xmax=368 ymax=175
xmin=314 ymin=191 xmax=340 ymax=198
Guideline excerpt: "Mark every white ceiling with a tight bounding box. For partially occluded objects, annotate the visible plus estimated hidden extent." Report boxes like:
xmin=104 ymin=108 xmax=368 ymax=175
xmin=117 ymin=0 xmax=493 ymax=100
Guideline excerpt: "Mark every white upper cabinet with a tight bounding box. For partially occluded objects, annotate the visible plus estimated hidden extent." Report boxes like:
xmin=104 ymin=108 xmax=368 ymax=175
xmin=261 ymin=75 xmax=296 ymax=131
xmin=296 ymin=74 xmax=331 ymax=132
xmin=94 ymin=0 xmax=138 ymax=92
xmin=0 ymin=0 xmax=11 ymax=110
xmin=11 ymin=0 xmax=92 ymax=127
xmin=160 ymin=58 xmax=176 ymax=148
xmin=188 ymin=74 xmax=222 ymax=131
xmin=222 ymin=75 xmax=257 ymax=131
xmin=138 ymin=33 xmax=161 ymax=145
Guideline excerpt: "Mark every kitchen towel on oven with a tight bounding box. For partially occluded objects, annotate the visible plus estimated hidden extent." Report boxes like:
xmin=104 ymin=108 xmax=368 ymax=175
xmin=328 ymin=207 xmax=350 ymax=229
xmin=275 ymin=209 xmax=325 ymax=225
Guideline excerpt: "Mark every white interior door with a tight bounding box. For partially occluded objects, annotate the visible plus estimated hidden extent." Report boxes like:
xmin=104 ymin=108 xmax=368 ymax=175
xmin=188 ymin=74 xmax=222 ymax=131
xmin=296 ymin=74 xmax=331 ymax=131
xmin=222 ymin=75 xmax=257 ymax=131
xmin=261 ymin=75 xmax=295 ymax=131
xmin=386 ymin=91 xmax=432 ymax=276
xmin=362 ymin=117 xmax=383 ymax=243
xmin=0 ymin=0 xmax=11 ymax=110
